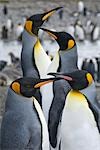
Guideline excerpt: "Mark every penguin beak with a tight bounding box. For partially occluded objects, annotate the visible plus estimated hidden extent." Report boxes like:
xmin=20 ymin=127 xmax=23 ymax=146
xmin=40 ymin=28 xmax=58 ymax=39
xmin=48 ymin=73 xmax=73 ymax=81
xmin=34 ymin=77 xmax=61 ymax=88
xmin=25 ymin=7 xmax=62 ymax=35
xmin=42 ymin=7 xmax=62 ymax=21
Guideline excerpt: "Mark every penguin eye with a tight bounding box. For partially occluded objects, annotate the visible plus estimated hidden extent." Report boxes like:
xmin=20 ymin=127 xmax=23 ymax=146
xmin=68 ymin=39 xmax=75 ymax=49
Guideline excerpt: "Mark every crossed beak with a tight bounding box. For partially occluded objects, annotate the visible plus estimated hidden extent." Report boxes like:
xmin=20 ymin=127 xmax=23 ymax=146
xmin=48 ymin=73 xmax=73 ymax=81
xmin=34 ymin=77 xmax=62 ymax=88
xmin=40 ymin=28 xmax=58 ymax=39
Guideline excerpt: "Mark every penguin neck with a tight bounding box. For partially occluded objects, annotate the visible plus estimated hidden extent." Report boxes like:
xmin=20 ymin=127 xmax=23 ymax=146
xmin=47 ymin=51 xmax=59 ymax=73
xmin=66 ymin=90 xmax=89 ymax=109
xmin=21 ymin=30 xmax=39 ymax=77
xmin=34 ymin=38 xmax=51 ymax=78
xmin=58 ymin=46 xmax=78 ymax=73
xmin=5 ymin=88 xmax=33 ymax=112
xmin=22 ymin=29 xmax=37 ymax=47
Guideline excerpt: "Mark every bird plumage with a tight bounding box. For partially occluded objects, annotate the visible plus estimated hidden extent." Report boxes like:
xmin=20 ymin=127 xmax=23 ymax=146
xmin=1 ymin=77 xmax=58 ymax=149
xmin=41 ymin=28 xmax=99 ymax=149
xmin=40 ymin=28 xmax=78 ymax=148
xmin=49 ymin=70 xmax=100 ymax=150
xmin=21 ymin=7 xmax=62 ymax=78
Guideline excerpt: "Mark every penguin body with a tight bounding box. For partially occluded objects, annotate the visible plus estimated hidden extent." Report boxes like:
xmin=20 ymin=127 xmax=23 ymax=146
xmin=1 ymin=77 xmax=55 ymax=149
xmin=21 ymin=29 xmax=38 ymax=77
xmin=91 ymin=25 xmax=100 ymax=42
xmin=78 ymin=0 xmax=84 ymax=13
xmin=81 ymin=58 xmax=96 ymax=80
xmin=75 ymin=23 xmax=85 ymax=41
xmin=1 ymin=88 xmax=44 ymax=149
xmin=66 ymin=24 xmax=75 ymax=37
xmin=61 ymin=90 xmax=100 ymax=150
xmin=40 ymin=29 xmax=99 ymax=149
xmin=40 ymin=29 xmax=78 ymax=148
xmin=49 ymin=70 xmax=100 ymax=150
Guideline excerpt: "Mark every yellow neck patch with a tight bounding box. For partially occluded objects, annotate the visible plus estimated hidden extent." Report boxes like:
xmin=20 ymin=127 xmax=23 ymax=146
xmin=34 ymin=38 xmax=42 ymax=52
xmin=66 ymin=90 xmax=88 ymax=108
xmin=68 ymin=39 xmax=75 ymax=49
xmin=11 ymin=82 xmax=21 ymax=95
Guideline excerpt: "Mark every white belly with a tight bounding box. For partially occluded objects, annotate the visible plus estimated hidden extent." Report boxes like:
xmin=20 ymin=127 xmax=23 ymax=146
xmin=40 ymin=82 xmax=53 ymax=123
xmin=61 ymin=92 xmax=100 ymax=150
xmin=33 ymin=98 xmax=50 ymax=150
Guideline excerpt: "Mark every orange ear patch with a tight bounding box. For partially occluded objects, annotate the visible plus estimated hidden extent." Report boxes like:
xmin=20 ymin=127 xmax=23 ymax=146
xmin=24 ymin=21 xmax=33 ymax=35
xmin=86 ymin=73 xmax=93 ymax=85
xmin=11 ymin=82 xmax=21 ymax=95
xmin=68 ymin=40 xmax=75 ymax=49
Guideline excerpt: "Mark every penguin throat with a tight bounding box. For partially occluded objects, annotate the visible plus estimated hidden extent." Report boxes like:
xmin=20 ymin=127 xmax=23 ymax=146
xmin=58 ymin=49 xmax=78 ymax=72
xmin=68 ymin=90 xmax=88 ymax=103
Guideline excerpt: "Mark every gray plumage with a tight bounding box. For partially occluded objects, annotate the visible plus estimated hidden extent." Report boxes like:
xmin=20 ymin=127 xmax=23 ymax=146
xmin=1 ymin=88 xmax=42 ymax=150
xmin=21 ymin=30 xmax=38 ymax=78
xmin=48 ymin=46 xmax=78 ymax=148
xmin=40 ymin=29 xmax=99 ymax=148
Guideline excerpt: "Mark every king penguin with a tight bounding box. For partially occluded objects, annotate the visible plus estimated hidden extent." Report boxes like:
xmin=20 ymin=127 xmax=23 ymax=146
xmin=90 ymin=23 xmax=100 ymax=42
xmin=49 ymin=70 xmax=100 ymax=150
xmin=40 ymin=28 xmax=78 ymax=149
xmin=1 ymin=76 xmax=59 ymax=150
xmin=40 ymin=28 xmax=99 ymax=149
xmin=21 ymin=7 xmax=62 ymax=78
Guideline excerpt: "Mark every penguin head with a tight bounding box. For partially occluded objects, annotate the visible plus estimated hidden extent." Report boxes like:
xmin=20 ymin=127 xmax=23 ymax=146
xmin=24 ymin=7 xmax=62 ymax=36
xmin=10 ymin=77 xmax=61 ymax=98
xmin=40 ymin=28 xmax=76 ymax=51
xmin=48 ymin=70 xmax=93 ymax=90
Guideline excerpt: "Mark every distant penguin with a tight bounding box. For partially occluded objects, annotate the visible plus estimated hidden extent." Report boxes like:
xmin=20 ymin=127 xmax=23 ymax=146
xmin=85 ymin=20 xmax=94 ymax=35
xmin=74 ymin=20 xmax=85 ymax=41
xmin=8 ymin=52 xmax=20 ymax=65
xmin=81 ymin=58 xmax=97 ymax=80
xmin=77 ymin=0 xmax=84 ymax=14
xmin=50 ymin=70 xmax=100 ymax=150
xmin=66 ymin=24 xmax=75 ymax=37
xmin=0 ymin=74 xmax=7 ymax=86
xmin=6 ymin=17 xmax=13 ymax=32
xmin=15 ymin=23 xmax=24 ymax=41
xmin=95 ymin=57 xmax=100 ymax=82
xmin=1 ymin=77 xmax=58 ymax=149
xmin=91 ymin=24 xmax=100 ymax=42
xmin=0 ymin=60 xmax=7 ymax=71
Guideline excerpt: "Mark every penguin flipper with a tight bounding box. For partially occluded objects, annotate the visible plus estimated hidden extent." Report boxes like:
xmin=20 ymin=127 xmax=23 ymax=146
xmin=48 ymin=80 xmax=70 ymax=148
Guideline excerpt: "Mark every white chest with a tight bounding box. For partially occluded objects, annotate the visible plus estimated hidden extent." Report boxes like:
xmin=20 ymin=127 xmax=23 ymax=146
xmin=60 ymin=93 xmax=100 ymax=150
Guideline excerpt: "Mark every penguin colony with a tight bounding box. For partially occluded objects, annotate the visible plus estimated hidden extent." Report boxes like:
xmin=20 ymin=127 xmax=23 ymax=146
xmin=1 ymin=7 xmax=100 ymax=150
